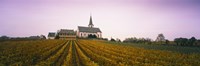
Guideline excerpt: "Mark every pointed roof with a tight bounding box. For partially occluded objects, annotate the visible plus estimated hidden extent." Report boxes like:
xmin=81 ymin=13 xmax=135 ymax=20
xmin=88 ymin=15 xmax=94 ymax=27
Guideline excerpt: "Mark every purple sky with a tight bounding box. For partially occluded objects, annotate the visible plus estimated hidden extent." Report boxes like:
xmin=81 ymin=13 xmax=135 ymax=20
xmin=1 ymin=0 xmax=200 ymax=40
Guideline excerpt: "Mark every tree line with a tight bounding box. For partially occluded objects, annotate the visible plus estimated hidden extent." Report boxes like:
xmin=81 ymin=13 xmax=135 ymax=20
xmin=174 ymin=37 xmax=198 ymax=46
xmin=120 ymin=33 xmax=200 ymax=47
xmin=0 ymin=35 xmax=46 ymax=41
xmin=123 ymin=37 xmax=152 ymax=44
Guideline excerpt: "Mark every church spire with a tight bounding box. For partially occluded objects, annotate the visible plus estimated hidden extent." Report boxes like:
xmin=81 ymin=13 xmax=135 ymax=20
xmin=88 ymin=15 xmax=94 ymax=28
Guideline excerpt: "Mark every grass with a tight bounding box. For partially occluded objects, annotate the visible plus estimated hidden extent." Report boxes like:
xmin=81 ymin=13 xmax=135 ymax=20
xmin=104 ymin=41 xmax=200 ymax=54
xmin=0 ymin=39 xmax=200 ymax=65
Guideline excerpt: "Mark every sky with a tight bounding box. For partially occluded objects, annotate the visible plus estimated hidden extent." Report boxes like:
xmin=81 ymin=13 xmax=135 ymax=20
xmin=0 ymin=0 xmax=200 ymax=41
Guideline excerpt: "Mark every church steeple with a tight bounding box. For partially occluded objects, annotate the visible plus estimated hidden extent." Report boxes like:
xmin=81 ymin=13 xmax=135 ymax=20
xmin=88 ymin=15 xmax=94 ymax=28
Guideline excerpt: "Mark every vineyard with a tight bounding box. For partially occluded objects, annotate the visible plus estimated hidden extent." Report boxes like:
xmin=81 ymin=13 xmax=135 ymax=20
xmin=0 ymin=40 xmax=200 ymax=66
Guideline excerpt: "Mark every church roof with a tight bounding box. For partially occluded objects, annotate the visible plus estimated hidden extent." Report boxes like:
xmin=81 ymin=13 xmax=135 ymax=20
xmin=78 ymin=26 xmax=101 ymax=33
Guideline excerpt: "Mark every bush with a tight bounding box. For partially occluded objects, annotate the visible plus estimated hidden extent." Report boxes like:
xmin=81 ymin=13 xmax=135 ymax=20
xmin=174 ymin=37 xmax=197 ymax=46
xmin=88 ymin=34 xmax=97 ymax=38
xmin=110 ymin=38 xmax=116 ymax=42
xmin=123 ymin=37 xmax=152 ymax=44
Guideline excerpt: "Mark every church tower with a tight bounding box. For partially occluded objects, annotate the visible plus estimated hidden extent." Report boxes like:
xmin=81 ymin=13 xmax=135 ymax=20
xmin=88 ymin=15 xmax=94 ymax=28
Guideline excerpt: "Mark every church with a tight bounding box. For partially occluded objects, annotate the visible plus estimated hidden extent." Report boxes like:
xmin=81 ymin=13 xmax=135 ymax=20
xmin=77 ymin=15 xmax=102 ymax=38
xmin=47 ymin=15 xmax=102 ymax=39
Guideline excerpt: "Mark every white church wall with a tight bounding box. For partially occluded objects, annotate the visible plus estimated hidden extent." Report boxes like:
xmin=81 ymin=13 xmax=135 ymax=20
xmin=97 ymin=32 xmax=102 ymax=38
xmin=77 ymin=32 xmax=102 ymax=38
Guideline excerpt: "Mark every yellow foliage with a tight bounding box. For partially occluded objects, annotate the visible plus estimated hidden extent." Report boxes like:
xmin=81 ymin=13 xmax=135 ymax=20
xmin=0 ymin=39 xmax=200 ymax=66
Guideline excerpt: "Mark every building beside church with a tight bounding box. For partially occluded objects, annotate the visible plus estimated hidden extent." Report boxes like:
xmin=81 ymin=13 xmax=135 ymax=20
xmin=57 ymin=29 xmax=76 ymax=40
xmin=77 ymin=15 xmax=102 ymax=38
xmin=48 ymin=32 xmax=56 ymax=39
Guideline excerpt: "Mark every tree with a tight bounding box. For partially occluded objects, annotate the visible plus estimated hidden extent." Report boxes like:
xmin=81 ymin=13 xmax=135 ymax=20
xmin=0 ymin=35 xmax=10 ymax=40
xmin=174 ymin=38 xmax=180 ymax=45
xmin=40 ymin=35 xmax=46 ymax=39
xmin=123 ymin=37 xmax=152 ymax=44
xmin=110 ymin=38 xmax=116 ymax=42
xmin=123 ymin=37 xmax=138 ymax=43
xmin=156 ymin=33 xmax=165 ymax=44
xmin=102 ymin=38 xmax=108 ymax=41
xmin=116 ymin=38 xmax=121 ymax=42
xmin=181 ymin=38 xmax=188 ymax=46
xmin=198 ymin=40 xmax=200 ymax=45
xmin=174 ymin=37 xmax=189 ymax=46
xmin=55 ymin=34 xmax=60 ymax=39
xmin=165 ymin=39 xmax=169 ymax=44
xmin=188 ymin=37 xmax=197 ymax=46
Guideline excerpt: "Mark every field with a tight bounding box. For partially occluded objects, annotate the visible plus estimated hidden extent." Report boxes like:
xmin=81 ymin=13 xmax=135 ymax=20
xmin=0 ymin=40 xmax=200 ymax=66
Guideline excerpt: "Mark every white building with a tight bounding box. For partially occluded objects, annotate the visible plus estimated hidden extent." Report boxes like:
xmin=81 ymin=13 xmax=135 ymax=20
xmin=77 ymin=15 xmax=102 ymax=38
xmin=48 ymin=32 xmax=56 ymax=39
